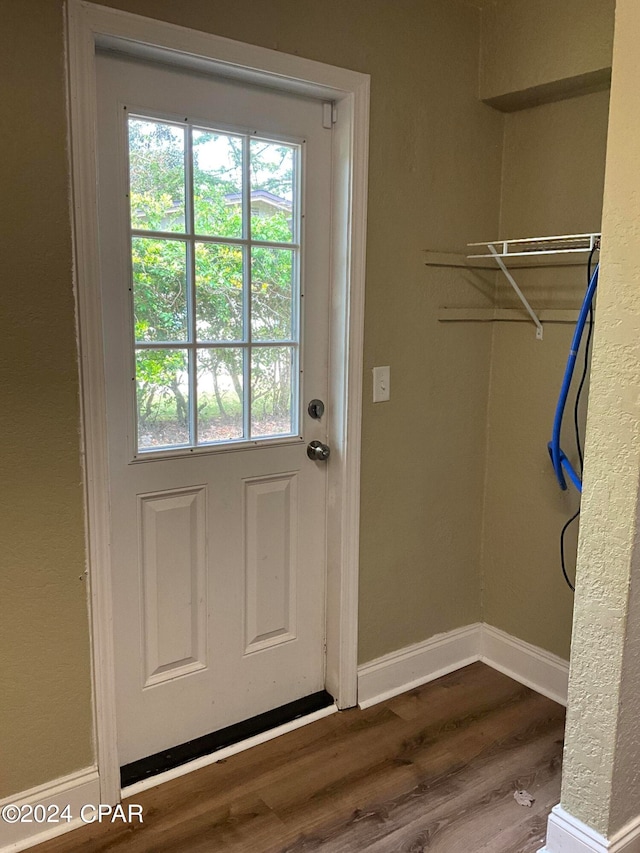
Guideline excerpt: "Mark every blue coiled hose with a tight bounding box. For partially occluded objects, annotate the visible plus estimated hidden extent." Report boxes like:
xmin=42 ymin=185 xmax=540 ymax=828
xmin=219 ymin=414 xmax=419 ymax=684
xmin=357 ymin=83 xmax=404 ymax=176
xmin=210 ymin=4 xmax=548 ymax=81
xmin=548 ymin=263 xmax=599 ymax=492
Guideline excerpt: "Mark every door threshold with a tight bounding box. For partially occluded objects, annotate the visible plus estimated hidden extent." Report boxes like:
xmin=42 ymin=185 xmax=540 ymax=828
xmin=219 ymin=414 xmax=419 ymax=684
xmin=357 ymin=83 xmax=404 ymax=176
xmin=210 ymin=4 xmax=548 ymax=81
xmin=121 ymin=691 xmax=336 ymax=796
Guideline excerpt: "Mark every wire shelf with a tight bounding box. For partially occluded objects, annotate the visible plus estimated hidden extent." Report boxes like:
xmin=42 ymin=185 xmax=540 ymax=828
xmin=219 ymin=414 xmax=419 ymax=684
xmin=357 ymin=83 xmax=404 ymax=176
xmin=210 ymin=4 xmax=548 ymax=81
xmin=464 ymin=233 xmax=601 ymax=340
xmin=468 ymin=233 xmax=601 ymax=260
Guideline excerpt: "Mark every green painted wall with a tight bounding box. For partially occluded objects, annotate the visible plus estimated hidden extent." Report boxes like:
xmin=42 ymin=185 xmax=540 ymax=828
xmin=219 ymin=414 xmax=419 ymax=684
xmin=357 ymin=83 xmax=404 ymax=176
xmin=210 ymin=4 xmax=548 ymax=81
xmin=1 ymin=0 xmax=618 ymax=804
xmin=0 ymin=0 xmax=94 ymax=798
xmin=480 ymin=0 xmax=615 ymax=110
xmin=481 ymin=90 xmax=610 ymax=660
xmin=1 ymin=0 xmax=503 ymax=797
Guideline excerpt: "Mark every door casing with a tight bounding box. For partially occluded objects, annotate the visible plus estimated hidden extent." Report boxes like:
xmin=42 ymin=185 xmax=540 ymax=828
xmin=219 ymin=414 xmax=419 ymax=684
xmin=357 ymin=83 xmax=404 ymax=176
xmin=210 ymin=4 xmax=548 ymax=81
xmin=66 ymin=0 xmax=369 ymax=804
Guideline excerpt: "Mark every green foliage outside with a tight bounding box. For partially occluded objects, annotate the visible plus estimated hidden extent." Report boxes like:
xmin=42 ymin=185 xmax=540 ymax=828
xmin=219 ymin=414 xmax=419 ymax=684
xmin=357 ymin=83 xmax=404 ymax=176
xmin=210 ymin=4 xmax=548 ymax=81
xmin=128 ymin=119 xmax=296 ymax=447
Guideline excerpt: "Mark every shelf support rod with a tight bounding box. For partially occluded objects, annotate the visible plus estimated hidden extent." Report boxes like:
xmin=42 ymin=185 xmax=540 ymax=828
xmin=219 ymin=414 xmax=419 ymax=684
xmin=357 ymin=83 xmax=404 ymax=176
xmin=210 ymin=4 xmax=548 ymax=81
xmin=488 ymin=244 xmax=544 ymax=340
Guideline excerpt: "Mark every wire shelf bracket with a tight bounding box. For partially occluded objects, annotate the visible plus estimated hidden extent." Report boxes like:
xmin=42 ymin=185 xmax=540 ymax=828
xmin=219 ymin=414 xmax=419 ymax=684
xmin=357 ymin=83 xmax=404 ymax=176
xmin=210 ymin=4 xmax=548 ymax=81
xmin=467 ymin=233 xmax=601 ymax=341
xmin=488 ymin=244 xmax=544 ymax=340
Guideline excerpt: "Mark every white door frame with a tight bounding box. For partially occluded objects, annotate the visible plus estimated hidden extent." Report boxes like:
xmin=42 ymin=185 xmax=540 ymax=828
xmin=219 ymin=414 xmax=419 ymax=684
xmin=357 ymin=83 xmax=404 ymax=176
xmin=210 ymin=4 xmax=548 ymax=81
xmin=66 ymin=0 xmax=368 ymax=804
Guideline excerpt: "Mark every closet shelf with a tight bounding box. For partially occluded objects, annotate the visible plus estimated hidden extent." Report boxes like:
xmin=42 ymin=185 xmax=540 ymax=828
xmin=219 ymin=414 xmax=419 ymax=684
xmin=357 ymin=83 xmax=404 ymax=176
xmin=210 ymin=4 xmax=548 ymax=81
xmin=469 ymin=234 xmax=599 ymax=340
xmin=424 ymin=250 xmax=596 ymax=270
xmin=424 ymin=233 xmax=600 ymax=341
xmin=437 ymin=308 xmax=581 ymax=324
xmin=467 ymin=232 xmax=601 ymax=260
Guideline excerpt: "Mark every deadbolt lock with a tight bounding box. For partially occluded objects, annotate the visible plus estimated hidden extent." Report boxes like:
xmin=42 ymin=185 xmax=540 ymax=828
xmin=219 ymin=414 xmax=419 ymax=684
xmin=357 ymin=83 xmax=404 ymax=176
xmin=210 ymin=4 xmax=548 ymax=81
xmin=308 ymin=399 xmax=325 ymax=420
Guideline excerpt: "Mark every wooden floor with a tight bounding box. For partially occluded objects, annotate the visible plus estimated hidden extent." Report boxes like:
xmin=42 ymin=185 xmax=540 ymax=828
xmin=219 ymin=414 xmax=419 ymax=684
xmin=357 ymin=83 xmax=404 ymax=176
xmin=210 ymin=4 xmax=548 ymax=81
xmin=32 ymin=663 xmax=564 ymax=853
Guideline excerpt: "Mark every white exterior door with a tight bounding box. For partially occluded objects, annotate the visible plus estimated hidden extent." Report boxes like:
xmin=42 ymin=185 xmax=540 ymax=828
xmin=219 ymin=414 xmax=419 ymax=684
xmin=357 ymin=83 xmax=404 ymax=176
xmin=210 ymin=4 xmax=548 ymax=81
xmin=96 ymin=51 xmax=332 ymax=767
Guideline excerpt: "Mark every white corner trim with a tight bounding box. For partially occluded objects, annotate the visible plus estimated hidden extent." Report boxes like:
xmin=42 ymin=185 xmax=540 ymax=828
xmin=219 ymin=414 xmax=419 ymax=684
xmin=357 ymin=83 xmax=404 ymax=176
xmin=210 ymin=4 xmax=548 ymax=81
xmin=539 ymin=806 xmax=610 ymax=853
xmin=0 ymin=767 xmax=99 ymax=853
xmin=539 ymin=805 xmax=640 ymax=853
xmin=357 ymin=622 xmax=569 ymax=710
xmin=480 ymin=623 xmax=569 ymax=706
xmin=357 ymin=623 xmax=482 ymax=708
xmin=611 ymin=816 xmax=640 ymax=853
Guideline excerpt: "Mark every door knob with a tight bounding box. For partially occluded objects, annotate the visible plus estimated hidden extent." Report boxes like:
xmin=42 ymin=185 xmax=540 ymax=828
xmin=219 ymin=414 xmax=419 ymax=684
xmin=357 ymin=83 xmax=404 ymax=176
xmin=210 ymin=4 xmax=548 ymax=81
xmin=307 ymin=440 xmax=330 ymax=462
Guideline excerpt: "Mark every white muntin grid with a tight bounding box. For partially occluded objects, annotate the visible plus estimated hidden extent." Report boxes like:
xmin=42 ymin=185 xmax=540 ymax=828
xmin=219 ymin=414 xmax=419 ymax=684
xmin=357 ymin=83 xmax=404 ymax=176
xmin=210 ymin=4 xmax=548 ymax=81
xmin=126 ymin=112 xmax=303 ymax=455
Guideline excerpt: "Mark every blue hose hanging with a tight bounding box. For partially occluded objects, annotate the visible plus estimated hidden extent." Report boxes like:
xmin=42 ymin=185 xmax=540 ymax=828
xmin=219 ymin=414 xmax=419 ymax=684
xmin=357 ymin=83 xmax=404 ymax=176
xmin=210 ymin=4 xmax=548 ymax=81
xmin=548 ymin=263 xmax=599 ymax=493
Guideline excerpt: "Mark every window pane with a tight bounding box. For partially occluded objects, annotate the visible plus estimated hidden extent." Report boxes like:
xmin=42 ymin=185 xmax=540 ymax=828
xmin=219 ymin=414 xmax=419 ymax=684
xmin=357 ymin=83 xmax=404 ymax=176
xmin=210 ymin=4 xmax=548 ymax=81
xmin=197 ymin=349 xmax=244 ymax=443
xmin=195 ymin=243 xmax=244 ymax=342
xmin=193 ymin=130 xmax=243 ymax=238
xmin=251 ymin=347 xmax=295 ymax=438
xmin=136 ymin=349 xmax=190 ymax=450
xmin=132 ymin=238 xmax=188 ymax=342
xmin=128 ymin=118 xmax=185 ymax=233
xmin=251 ymin=247 xmax=294 ymax=341
xmin=250 ymin=140 xmax=295 ymax=243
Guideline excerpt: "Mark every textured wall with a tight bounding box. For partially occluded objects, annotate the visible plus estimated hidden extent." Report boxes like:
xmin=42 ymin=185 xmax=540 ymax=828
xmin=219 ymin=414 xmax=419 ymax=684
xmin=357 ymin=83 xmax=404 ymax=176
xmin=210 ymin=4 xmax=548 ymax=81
xmin=88 ymin=0 xmax=505 ymax=662
xmin=481 ymin=91 xmax=610 ymax=660
xmin=480 ymin=0 xmax=615 ymax=110
xmin=0 ymin=1 xmax=94 ymax=798
xmin=1 ymin=0 xmax=504 ymax=796
xmin=94 ymin=0 xmax=505 ymax=665
xmin=5 ymin=0 xmax=620 ymax=808
xmin=561 ymin=0 xmax=640 ymax=836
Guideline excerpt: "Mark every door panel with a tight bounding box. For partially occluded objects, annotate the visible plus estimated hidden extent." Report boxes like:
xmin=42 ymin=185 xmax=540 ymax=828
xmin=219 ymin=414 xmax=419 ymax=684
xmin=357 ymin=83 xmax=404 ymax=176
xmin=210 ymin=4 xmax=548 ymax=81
xmin=244 ymin=473 xmax=298 ymax=653
xmin=139 ymin=485 xmax=208 ymax=686
xmin=96 ymin=52 xmax=331 ymax=765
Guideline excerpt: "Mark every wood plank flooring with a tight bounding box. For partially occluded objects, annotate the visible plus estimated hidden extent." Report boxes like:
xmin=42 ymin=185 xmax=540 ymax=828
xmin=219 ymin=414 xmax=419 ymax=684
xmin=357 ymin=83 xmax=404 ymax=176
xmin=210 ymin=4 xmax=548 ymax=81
xmin=31 ymin=663 xmax=564 ymax=852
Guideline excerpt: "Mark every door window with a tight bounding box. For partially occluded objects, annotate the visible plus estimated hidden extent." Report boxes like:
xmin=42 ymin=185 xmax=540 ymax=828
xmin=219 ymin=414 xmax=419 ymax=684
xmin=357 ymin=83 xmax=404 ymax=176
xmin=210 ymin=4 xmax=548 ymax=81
xmin=127 ymin=115 xmax=301 ymax=454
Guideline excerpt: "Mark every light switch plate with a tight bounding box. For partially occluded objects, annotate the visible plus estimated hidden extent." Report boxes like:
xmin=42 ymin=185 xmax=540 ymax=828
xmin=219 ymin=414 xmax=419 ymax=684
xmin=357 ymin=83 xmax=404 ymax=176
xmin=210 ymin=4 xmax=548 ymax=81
xmin=373 ymin=366 xmax=390 ymax=402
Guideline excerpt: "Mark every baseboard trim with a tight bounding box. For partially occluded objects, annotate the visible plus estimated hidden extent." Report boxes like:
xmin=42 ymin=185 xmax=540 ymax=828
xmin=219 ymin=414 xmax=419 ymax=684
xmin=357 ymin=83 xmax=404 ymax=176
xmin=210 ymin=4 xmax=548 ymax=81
xmin=612 ymin=816 xmax=640 ymax=853
xmin=357 ymin=622 xmax=569 ymax=709
xmin=480 ymin=624 xmax=569 ymax=706
xmin=539 ymin=805 xmax=640 ymax=853
xmin=0 ymin=767 xmax=99 ymax=853
xmin=357 ymin=623 xmax=483 ymax=708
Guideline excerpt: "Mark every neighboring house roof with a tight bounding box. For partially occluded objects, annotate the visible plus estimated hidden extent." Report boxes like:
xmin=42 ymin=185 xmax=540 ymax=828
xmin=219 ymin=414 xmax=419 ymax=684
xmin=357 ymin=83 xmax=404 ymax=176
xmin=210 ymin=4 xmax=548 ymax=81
xmin=132 ymin=189 xmax=292 ymax=227
xmin=225 ymin=189 xmax=292 ymax=212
